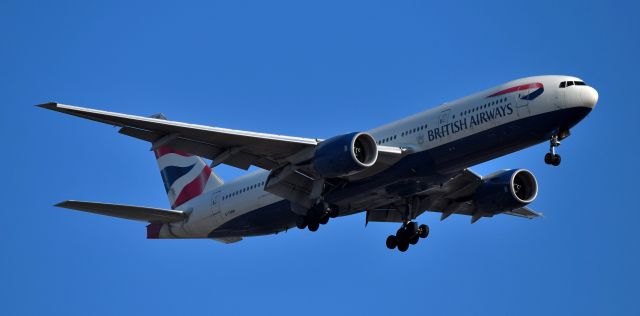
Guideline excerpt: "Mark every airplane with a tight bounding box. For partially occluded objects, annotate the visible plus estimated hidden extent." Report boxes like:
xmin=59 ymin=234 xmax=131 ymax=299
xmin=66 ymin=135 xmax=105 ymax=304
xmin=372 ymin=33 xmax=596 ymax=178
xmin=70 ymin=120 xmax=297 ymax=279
xmin=40 ymin=75 xmax=598 ymax=252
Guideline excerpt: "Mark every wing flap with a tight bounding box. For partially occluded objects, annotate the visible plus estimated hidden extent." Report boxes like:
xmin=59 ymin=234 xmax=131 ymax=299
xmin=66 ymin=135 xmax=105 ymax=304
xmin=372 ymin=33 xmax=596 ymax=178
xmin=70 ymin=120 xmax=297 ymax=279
xmin=55 ymin=200 xmax=187 ymax=222
xmin=503 ymin=207 xmax=543 ymax=219
xmin=118 ymin=127 xmax=265 ymax=170
xmin=212 ymin=237 xmax=243 ymax=244
xmin=366 ymin=209 xmax=404 ymax=223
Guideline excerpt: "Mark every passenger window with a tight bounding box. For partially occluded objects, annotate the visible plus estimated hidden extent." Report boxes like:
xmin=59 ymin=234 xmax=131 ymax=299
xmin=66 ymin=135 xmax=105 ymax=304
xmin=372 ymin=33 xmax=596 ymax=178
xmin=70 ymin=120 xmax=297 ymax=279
xmin=559 ymin=82 xmax=565 ymax=88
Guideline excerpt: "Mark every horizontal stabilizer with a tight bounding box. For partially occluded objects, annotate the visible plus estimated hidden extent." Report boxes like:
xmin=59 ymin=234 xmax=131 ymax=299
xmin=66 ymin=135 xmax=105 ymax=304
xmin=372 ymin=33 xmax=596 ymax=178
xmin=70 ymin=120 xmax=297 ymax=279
xmin=55 ymin=200 xmax=187 ymax=223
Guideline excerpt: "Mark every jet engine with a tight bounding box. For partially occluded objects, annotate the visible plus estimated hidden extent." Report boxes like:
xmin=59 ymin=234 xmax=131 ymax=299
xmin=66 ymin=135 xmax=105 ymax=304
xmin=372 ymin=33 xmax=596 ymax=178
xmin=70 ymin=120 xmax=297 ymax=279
xmin=312 ymin=132 xmax=378 ymax=178
xmin=474 ymin=169 xmax=538 ymax=213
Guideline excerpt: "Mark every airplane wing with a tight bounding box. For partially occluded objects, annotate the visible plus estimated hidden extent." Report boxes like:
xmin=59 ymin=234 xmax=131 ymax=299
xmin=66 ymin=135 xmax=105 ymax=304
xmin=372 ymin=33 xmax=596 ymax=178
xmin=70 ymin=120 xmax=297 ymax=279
xmin=40 ymin=102 xmax=406 ymax=208
xmin=55 ymin=200 xmax=187 ymax=222
xmin=366 ymin=169 xmax=543 ymax=224
xmin=38 ymin=102 xmax=403 ymax=171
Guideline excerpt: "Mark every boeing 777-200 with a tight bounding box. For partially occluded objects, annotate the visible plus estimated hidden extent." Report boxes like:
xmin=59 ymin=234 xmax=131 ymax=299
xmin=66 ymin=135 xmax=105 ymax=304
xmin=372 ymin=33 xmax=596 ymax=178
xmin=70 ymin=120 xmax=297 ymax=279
xmin=40 ymin=75 xmax=598 ymax=251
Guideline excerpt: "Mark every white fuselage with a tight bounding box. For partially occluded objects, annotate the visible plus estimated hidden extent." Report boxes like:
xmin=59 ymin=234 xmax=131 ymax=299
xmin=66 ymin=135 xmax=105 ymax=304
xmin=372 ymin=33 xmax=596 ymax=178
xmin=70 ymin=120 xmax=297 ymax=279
xmin=159 ymin=75 xmax=597 ymax=239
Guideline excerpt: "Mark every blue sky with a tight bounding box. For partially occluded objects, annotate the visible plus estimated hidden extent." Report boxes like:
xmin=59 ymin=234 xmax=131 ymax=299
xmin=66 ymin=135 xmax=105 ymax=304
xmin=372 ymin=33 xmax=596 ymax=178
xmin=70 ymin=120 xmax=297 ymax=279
xmin=1 ymin=1 xmax=638 ymax=315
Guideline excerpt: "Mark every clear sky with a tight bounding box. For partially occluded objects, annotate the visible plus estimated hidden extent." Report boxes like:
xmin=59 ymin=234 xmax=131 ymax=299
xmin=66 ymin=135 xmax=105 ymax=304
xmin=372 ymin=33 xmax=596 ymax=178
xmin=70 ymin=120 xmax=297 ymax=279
xmin=2 ymin=1 xmax=638 ymax=315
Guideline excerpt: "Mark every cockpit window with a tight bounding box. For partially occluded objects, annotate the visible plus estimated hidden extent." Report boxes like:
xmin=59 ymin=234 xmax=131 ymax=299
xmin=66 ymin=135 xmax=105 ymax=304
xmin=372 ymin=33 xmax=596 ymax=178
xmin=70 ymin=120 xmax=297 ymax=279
xmin=559 ymin=80 xmax=588 ymax=88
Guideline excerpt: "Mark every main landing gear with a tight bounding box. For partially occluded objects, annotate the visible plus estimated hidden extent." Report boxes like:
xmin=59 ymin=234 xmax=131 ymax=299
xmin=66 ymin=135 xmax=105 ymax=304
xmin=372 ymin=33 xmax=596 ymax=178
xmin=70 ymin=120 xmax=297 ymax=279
xmin=385 ymin=222 xmax=429 ymax=252
xmin=295 ymin=204 xmax=339 ymax=232
xmin=544 ymin=135 xmax=561 ymax=166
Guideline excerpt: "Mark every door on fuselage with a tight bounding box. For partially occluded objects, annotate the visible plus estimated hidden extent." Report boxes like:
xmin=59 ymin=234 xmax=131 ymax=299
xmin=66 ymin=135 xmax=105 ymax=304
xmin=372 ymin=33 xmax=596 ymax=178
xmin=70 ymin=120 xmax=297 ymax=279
xmin=516 ymin=88 xmax=532 ymax=117
xmin=554 ymin=81 xmax=565 ymax=109
xmin=211 ymin=191 xmax=224 ymax=227
xmin=437 ymin=108 xmax=452 ymax=143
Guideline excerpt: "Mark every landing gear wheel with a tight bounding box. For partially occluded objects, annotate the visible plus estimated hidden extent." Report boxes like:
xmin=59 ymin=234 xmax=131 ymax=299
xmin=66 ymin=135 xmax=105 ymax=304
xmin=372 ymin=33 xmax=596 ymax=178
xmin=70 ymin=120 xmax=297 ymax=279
xmin=388 ymin=221 xmax=430 ymax=251
xmin=406 ymin=222 xmax=418 ymax=235
xmin=546 ymin=135 xmax=562 ymax=166
xmin=386 ymin=235 xmax=398 ymax=249
xmin=551 ymin=154 xmax=561 ymax=166
xmin=329 ymin=209 xmax=339 ymax=218
xmin=419 ymin=224 xmax=429 ymax=238
xmin=295 ymin=216 xmax=307 ymax=229
xmin=307 ymin=221 xmax=319 ymax=232
xmin=319 ymin=215 xmax=329 ymax=225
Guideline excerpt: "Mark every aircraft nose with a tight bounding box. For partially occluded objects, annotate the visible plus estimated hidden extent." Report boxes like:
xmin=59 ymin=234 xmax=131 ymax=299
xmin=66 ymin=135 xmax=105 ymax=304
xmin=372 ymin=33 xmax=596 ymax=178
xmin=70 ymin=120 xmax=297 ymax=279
xmin=582 ymin=86 xmax=599 ymax=109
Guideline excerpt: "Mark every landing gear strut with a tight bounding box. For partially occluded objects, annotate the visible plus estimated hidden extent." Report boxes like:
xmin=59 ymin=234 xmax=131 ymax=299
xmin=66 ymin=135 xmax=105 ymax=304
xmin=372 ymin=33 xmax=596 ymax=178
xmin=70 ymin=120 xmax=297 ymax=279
xmin=544 ymin=135 xmax=561 ymax=166
xmin=386 ymin=222 xmax=429 ymax=252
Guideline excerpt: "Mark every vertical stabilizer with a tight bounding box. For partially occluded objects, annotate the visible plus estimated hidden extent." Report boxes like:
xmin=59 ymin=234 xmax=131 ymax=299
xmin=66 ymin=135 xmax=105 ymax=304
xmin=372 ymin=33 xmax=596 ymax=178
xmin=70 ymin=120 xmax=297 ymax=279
xmin=153 ymin=146 xmax=223 ymax=209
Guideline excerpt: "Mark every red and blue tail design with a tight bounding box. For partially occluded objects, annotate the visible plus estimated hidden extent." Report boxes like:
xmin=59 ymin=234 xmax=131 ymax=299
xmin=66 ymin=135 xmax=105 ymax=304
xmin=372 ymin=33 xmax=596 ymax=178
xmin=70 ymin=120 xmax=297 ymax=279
xmin=153 ymin=146 xmax=223 ymax=209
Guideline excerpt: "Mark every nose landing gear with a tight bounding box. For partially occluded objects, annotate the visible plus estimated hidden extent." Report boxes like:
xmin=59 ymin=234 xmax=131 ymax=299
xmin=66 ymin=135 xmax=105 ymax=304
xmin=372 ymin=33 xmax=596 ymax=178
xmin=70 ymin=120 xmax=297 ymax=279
xmin=544 ymin=135 xmax=562 ymax=166
xmin=386 ymin=222 xmax=429 ymax=252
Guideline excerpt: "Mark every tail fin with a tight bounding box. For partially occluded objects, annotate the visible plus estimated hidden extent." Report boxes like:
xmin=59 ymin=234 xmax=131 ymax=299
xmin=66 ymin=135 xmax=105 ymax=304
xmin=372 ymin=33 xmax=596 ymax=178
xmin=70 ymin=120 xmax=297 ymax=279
xmin=153 ymin=146 xmax=223 ymax=209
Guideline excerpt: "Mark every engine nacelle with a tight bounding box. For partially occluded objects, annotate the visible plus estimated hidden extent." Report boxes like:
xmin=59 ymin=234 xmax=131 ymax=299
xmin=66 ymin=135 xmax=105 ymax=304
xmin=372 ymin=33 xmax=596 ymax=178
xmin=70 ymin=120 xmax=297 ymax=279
xmin=474 ymin=169 xmax=538 ymax=213
xmin=312 ymin=132 xmax=378 ymax=178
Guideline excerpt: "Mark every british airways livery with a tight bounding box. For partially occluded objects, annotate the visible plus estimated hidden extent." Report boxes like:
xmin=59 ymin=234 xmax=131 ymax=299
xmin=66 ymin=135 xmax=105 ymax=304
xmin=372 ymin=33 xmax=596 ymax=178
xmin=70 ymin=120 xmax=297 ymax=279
xmin=40 ymin=75 xmax=598 ymax=252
